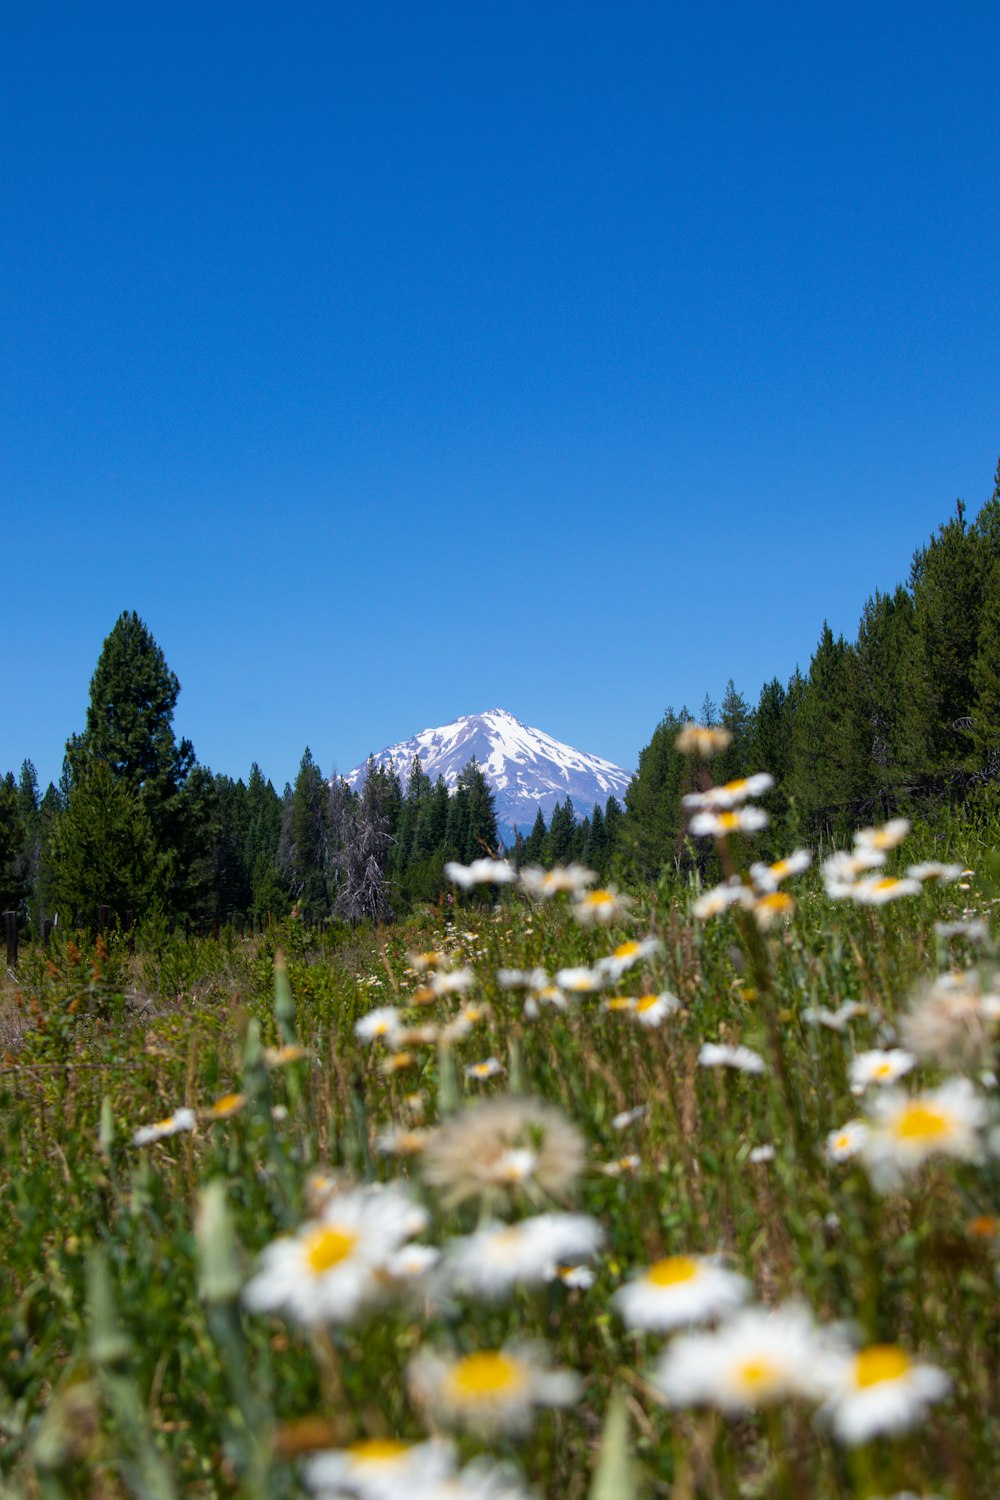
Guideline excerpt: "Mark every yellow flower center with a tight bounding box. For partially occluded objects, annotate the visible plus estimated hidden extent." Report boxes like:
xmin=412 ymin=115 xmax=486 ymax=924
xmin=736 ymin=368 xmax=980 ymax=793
xmin=759 ymin=892 xmax=792 ymax=912
xmin=772 ymin=860 xmax=790 ymax=879
xmin=211 ymin=1093 xmax=244 ymax=1116
xmin=854 ymin=1345 xmax=911 ymax=1388
xmin=893 ymin=1102 xmax=950 ymax=1143
xmin=636 ymin=995 xmax=660 ymax=1013
xmin=154 ymin=1117 xmax=174 ymax=1130
xmin=586 ymin=890 xmax=613 ymax=905
xmin=347 ymin=1438 xmax=410 ymax=1463
xmin=875 ymin=1061 xmax=893 ymax=1078
xmin=871 ymin=877 xmax=899 ymax=892
xmin=615 ymin=941 xmax=639 ymax=958
xmin=736 ymin=1357 xmax=780 ymax=1394
xmin=723 ymin=778 xmax=748 ymax=794
xmin=718 ymin=812 xmax=740 ymax=830
xmin=647 ymin=1255 xmax=700 ymax=1286
xmin=606 ymin=997 xmax=635 ymax=1011
xmin=304 ymin=1225 xmax=358 ymax=1274
xmin=446 ymin=1351 xmax=528 ymax=1402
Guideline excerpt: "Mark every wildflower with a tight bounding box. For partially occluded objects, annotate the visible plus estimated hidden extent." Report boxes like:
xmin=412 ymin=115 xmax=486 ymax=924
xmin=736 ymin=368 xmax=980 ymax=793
xmin=825 ymin=1120 xmax=870 ymax=1162
xmin=527 ymin=983 xmax=568 ymax=1013
xmin=749 ymin=850 xmax=813 ymax=890
xmin=614 ymin=1254 xmax=750 ymax=1332
xmin=803 ymin=1001 xmax=867 ymax=1031
xmin=854 ymin=818 xmax=911 ymax=852
xmin=571 ymin=887 xmax=633 ymax=927
xmin=683 ymin=773 xmax=774 ymax=810
xmin=676 ymin=723 xmax=732 ymax=757
xmin=375 ymin=1126 xmax=431 ymax=1156
xmin=753 ymin=891 xmax=795 ymax=930
xmin=407 ymin=1343 xmax=579 ymax=1436
xmin=243 ymin=1183 xmax=427 ymax=1327
xmin=749 ymin=1144 xmax=775 ymax=1163
xmin=381 ymin=1051 xmax=418 ymax=1076
xmin=445 ymin=859 xmax=517 ymax=889
xmin=430 ymin=968 xmax=476 ymax=997
xmin=933 ymin=918 xmax=987 ymax=942
xmin=303 ymin=1437 xmax=456 ymax=1497
xmin=822 ymin=849 xmax=887 ymax=897
xmin=634 ymin=991 xmax=682 ymax=1027
xmin=819 ymin=1343 xmax=950 ymax=1445
xmin=466 ymin=1057 xmax=504 ymax=1082
xmin=519 ymin=863 xmax=596 ymax=899
xmin=612 ymin=1105 xmax=648 ymax=1130
xmin=651 ymin=1304 xmax=830 ymax=1410
xmin=442 ymin=1214 xmax=603 ymax=1299
xmin=554 ymin=965 xmax=606 ymax=994
xmin=421 ymin=1096 xmax=585 ymax=1208
xmin=905 ymin=862 xmax=964 ymax=884
xmin=263 ymin=1044 xmax=310 ymax=1068
xmin=692 ymin=880 xmax=755 ymax=920
xmin=689 ymin=807 xmax=769 ymax=839
xmin=849 ymin=1049 xmax=917 ymax=1094
xmin=549 ymin=1262 xmax=596 ymax=1290
xmin=410 ymin=949 xmax=446 ymax=971
xmin=900 ymin=971 xmax=1000 ymax=1068
xmin=355 ymin=1007 xmax=403 ymax=1045
xmin=849 ymin=875 xmax=922 ymax=906
xmin=698 ymin=1043 xmax=767 ymax=1075
xmin=382 ymin=1243 xmax=442 ymax=1284
xmin=603 ymin=996 xmax=637 ymax=1014
xmin=597 ymin=936 xmax=663 ymax=980
xmin=861 ymin=1078 xmax=990 ymax=1189
xmin=496 ymin=967 xmax=549 ymax=991
xmin=132 ymin=1107 xmax=196 ymax=1146
xmin=204 ymin=1092 xmax=246 ymax=1121
xmin=599 ymin=1153 xmax=642 ymax=1177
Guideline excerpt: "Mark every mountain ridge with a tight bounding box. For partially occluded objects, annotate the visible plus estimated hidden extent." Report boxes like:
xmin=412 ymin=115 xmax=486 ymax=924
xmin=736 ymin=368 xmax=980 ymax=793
xmin=344 ymin=708 xmax=633 ymax=836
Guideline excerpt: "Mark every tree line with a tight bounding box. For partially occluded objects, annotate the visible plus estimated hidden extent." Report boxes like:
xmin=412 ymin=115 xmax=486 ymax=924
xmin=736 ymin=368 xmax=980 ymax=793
xmin=618 ymin=461 xmax=1000 ymax=879
xmin=2 ymin=460 xmax=998 ymax=926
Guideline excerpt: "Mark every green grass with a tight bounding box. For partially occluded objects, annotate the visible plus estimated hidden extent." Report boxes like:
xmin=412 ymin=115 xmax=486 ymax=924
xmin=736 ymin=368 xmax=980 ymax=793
xmin=1 ymin=833 xmax=998 ymax=1498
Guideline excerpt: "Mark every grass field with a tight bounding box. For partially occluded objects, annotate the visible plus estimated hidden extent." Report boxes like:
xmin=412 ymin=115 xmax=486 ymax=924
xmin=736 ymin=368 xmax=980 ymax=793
xmin=2 ymin=808 xmax=999 ymax=1498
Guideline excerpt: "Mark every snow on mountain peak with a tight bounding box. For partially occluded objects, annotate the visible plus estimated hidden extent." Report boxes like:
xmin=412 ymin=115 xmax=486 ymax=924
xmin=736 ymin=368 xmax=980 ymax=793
xmin=345 ymin=709 xmax=633 ymax=835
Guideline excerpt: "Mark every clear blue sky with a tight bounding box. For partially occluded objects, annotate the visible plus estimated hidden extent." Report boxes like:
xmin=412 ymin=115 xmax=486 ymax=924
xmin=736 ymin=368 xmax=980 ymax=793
xmin=4 ymin=1 xmax=998 ymax=792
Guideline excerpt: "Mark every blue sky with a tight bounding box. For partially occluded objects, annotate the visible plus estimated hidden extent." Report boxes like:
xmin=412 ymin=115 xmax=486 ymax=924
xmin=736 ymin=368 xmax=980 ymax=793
xmin=4 ymin=1 xmax=999 ymax=792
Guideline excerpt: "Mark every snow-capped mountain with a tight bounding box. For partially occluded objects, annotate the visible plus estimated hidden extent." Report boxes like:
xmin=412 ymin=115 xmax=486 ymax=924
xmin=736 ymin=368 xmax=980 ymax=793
xmin=345 ymin=709 xmax=633 ymax=837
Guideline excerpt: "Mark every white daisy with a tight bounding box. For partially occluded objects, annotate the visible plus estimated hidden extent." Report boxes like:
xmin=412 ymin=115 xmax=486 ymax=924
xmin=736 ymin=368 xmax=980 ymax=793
xmin=242 ymin=1184 xmax=426 ymax=1327
xmin=819 ymin=1343 xmax=950 ymax=1446
xmin=854 ymin=819 xmax=911 ymax=852
xmin=303 ymin=1437 xmax=456 ymax=1498
xmin=466 ymin=1057 xmax=504 ymax=1082
xmin=689 ymin=807 xmax=769 ymax=839
xmin=675 ymin=723 xmax=732 ymax=757
xmin=905 ymin=862 xmax=964 ymax=884
xmin=597 ymin=936 xmax=664 ymax=980
xmin=571 ymin=887 xmax=634 ymax=927
xmin=692 ymin=880 xmax=756 ymax=920
xmin=849 ymin=875 xmax=922 ymax=906
xmin=861 ymin=1078 xmax=990 ymax=1189
xmin=519 ymin=863 xmax=596 ymax=899
xmin=651 ymin=1304 xmax=831 ymax=1410
xmin=355 ymin=1007 xmax=403 ymax=1045
xmin=554 ymin=965 xmax=606 ymax=994
xmin=614 ymin=1254 xmax=750 ymax=1332
xmin=749 ymin=850 xmax=813 ymax=890
xmin=634 ymin=991 xmax=682 ymax=1027
xmin=407 ymin=1343 xmax=579 ymax=1436
xmin=698 ymin=1043 xmax=767 ymax=1075
xmin=132 ymin=1107 xmax=196 ymax=1147
xmin=443 ymin=1214 xmax=603 ymax=1299
xmin=431 ymin=968 xmax=477 ymax=997
xmin=683 ymin=773 xmax=774 ymax=810
xmin=825 ymin=1120 xmax=870 ymax=1162
xmin=445 ymin=859 xmax=517 ymax=888
xmin=802 ymin=1002 xmax=867 ymax=1031
xmin=849 ymin=1049 xmax=917 ymax=1094
xmin=496 ymin=967 xmax=549 ymax=991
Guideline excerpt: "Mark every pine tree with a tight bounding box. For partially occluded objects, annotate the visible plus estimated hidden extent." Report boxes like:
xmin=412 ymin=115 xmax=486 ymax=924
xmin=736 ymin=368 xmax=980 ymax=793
xmin=970 ymin=557 xmax=1000 ymax=774
xmin=66 ymin=612 xmax=195 ymax=873
xmin=523 ymin=807 xmax=547 ymax=864
xmin=278 ymin=748 xmax=329 ymax=918
xmin=620 ymin=707 xmax=691 ymax=881
xmin=48 ymin=762 xmax=170 ymax=920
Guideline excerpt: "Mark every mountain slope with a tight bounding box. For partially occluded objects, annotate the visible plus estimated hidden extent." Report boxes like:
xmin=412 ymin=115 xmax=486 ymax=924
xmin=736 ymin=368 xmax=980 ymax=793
xmin=345 ymin=708 xmax=632 ymax=835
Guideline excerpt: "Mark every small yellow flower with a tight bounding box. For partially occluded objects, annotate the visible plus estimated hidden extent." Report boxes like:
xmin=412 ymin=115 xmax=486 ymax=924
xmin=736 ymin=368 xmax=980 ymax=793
xmin=205 ymin=1093 xmax=246 ymax=1121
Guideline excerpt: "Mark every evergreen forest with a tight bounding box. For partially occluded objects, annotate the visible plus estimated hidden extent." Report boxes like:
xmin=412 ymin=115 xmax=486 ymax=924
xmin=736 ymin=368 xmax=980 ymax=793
xmin=3 ymin=460 xmax=1000 ymax=933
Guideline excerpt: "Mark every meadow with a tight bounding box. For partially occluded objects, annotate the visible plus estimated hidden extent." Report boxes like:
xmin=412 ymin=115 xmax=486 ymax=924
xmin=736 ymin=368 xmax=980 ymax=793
xmin=2 ymin=762 xmax=999 ymax=1499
